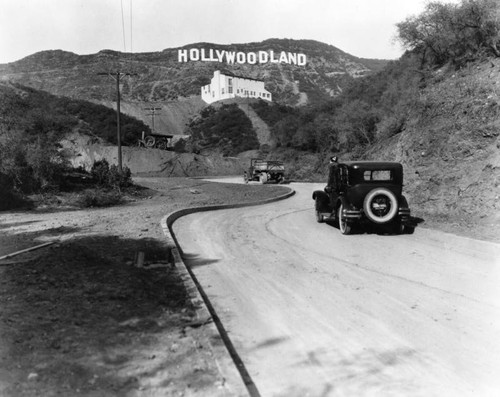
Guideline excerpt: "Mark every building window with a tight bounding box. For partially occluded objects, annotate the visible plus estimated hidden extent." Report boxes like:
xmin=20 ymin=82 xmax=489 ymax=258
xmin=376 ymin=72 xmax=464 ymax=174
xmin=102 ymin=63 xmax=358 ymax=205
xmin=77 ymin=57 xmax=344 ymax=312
xmin=228 ymin=87 xmax=233 ymax=94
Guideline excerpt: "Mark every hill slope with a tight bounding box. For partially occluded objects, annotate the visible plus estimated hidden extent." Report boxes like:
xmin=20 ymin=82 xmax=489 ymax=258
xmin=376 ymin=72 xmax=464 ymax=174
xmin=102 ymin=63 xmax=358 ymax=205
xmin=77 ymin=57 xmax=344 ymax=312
xmin=362 ymin=59 xmax=500 ymax=238
xmin=0 ymin=39 xmax=387 ymax=133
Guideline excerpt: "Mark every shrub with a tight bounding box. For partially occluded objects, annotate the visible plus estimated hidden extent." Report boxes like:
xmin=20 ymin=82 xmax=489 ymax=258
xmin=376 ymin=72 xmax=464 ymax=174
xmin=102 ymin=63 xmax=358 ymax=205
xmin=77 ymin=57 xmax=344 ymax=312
xmin=77 ymin=189 xmax=123 ymax=208
xmin=90 ymin=159 xmax=132 ymax=189
xmin=0 ymin=130 xmax=69 ymax=194
xmin=173 ymin=138 xmax=188 ymax=153
xmin=396 ymin=0 xmax=500 ymax=66
xmin=108 ymin=164 xmax=132 ymax=189
xmin=90 ymin=159 xmax=110 ymax=185
xmin=0 ymin=173 xmax=26 ymax=210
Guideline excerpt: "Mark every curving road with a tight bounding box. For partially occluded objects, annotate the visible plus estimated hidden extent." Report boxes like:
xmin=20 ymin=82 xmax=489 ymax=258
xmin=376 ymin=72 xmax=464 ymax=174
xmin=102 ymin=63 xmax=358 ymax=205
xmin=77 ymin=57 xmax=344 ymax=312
xmin=172 ymin=180 xmax=500 ymax=397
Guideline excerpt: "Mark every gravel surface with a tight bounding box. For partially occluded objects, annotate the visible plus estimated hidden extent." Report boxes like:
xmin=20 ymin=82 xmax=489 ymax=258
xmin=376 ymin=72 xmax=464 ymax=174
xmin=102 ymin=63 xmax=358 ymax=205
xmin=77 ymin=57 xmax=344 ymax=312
xmin=0 ymin=177 xmax=289 ymax=397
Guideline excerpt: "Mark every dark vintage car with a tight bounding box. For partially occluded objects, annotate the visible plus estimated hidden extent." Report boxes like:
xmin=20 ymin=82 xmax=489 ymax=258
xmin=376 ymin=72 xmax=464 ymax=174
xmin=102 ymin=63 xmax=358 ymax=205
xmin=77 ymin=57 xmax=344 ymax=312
xmin=312 ymin=160 xmax=415 ymax=235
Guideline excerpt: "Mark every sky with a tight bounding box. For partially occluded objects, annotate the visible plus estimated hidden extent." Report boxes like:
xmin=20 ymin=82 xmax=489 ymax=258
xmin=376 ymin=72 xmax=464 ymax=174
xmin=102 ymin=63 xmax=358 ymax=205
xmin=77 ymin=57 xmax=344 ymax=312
xmin=0 ymin=0 xmax=460 ymax=64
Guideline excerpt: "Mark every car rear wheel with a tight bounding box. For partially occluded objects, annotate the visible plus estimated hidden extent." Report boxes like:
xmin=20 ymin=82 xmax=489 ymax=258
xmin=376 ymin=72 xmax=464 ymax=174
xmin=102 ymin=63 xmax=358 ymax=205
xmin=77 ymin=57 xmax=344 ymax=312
xmin=315 ymin=198 xmax=324 ymax=223
xmin=338 ymin=204 xmax=352 ymax=235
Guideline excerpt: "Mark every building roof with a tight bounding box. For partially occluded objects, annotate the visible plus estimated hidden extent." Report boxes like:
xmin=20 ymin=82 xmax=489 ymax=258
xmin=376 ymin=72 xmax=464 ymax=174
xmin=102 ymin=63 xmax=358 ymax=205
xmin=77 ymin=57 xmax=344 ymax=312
xmin=218 ymin=69 xmax=263 ymax=82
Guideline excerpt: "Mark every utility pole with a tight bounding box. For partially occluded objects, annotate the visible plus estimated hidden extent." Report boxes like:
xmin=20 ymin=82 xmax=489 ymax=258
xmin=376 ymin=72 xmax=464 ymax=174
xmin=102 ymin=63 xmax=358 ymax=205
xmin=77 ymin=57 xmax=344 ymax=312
xmin=144 ymin=106 xmax=161 ymax=134
xmin=97 ymin=71 xmax=137 ymax=172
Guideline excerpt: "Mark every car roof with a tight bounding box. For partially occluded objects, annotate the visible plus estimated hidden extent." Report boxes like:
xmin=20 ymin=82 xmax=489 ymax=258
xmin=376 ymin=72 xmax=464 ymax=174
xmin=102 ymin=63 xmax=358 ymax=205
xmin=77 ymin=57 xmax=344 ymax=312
xmin=339 ymin=161 xmax=402 ymax=170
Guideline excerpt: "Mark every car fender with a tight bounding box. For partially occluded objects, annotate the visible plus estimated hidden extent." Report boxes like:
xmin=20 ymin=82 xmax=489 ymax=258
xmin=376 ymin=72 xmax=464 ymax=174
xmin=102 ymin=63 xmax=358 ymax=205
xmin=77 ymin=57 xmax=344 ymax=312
xmin=312 ymin=190 xmax=331 ymax=212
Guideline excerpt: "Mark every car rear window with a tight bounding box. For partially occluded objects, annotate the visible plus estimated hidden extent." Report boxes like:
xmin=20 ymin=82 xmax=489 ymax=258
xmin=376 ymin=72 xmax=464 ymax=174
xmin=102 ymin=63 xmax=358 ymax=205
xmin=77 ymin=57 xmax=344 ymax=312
xmin=363 ymin=170 xmax=392 ymax=181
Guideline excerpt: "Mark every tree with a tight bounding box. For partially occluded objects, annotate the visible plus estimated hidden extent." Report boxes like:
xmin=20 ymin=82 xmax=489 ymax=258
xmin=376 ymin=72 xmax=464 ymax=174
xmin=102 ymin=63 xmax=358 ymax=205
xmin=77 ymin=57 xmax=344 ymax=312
xmin=396 ymin=0 xmax=500 ymax=66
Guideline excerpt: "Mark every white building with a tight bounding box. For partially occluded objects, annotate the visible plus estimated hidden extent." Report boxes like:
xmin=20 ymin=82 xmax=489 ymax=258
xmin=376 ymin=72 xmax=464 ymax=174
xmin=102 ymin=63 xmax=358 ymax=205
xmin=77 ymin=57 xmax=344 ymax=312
xmin=201 ymin=70 xmax=272 ymax=104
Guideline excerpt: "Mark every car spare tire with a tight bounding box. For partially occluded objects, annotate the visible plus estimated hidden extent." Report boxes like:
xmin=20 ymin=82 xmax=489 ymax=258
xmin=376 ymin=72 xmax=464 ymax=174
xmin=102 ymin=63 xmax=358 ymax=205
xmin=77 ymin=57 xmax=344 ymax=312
xmin=363 ymin=188 xmax=398 ymax=224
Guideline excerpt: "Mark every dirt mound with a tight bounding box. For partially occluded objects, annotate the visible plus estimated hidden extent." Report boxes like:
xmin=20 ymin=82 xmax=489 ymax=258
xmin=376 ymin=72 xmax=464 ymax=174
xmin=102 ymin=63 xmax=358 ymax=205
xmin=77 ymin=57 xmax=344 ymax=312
xmin=61 ymin=133 xmax=244 ymax=177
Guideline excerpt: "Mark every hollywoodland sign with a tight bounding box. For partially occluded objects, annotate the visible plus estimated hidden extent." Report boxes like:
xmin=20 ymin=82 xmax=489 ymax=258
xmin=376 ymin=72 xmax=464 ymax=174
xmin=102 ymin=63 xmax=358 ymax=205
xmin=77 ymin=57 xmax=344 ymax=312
xmin=178 ymin=48 xmax=307 ymax=66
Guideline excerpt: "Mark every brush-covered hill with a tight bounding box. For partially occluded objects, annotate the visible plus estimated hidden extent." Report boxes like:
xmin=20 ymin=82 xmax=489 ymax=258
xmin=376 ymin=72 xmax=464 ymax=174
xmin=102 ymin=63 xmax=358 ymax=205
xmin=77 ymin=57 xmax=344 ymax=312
xmin=0 ymin=39 xmax=387 ymax=134
xmin=362 ymin=58 xmax=500 ymax=238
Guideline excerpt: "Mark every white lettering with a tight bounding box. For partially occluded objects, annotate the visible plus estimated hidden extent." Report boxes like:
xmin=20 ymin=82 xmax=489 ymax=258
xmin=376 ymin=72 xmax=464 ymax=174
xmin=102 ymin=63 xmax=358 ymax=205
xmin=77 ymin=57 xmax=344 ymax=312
xmin=225 ymin=51 xmax=236 ymax=64
xmin=178 ymin=49 xmax=188 ymax=62
xmin=177 ymin=48 xmax=307 ymax=66
xmin=270 ymin=50 xmax=279 ymax=63
xmin=236 ymin=52 xmax=246 ymax=64
xmin=209 ymin=49 xmax=216 ymax=61
xmin=297 ymin=53 xmax=307 ymax=66
xmin=216 ymin=50 xmax=225 ymax=62
xmin=247 ymin=52 xmax=257 ymax=64
xmin=189 ymin=48 xmax=200 ymax=61
xmin=201 ymin=49 xmax=210 ymax=61
xmin=279 ymin=51 xmax=289 ymax=64
xmin=258 ymin=51 xmax=268 ymax=63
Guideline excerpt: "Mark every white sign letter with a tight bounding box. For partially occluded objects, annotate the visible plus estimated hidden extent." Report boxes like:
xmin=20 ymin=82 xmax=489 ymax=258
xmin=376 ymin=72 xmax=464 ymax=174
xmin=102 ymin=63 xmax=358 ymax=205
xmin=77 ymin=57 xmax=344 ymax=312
xmin=297 ymin=53 xmax=307 ymax=66
xmin=236 ymin=52 xmax=246 ymax=64
xmin=189 ymin=48 xmax=200 ymax=61
xmin=258 ymin=51 xmax=269 ymax=64
xmin=279 ymin=51 xmax=289 ymax=64
xmin=178 ymin=49 xmax=188 ymax=62
xmin=216 ymin=50 xmax=225 ymax=62
xmin=247 ymin=52 xmax=257 ymax=64
xmin=225 ymin=51 xmax=236 ymax=64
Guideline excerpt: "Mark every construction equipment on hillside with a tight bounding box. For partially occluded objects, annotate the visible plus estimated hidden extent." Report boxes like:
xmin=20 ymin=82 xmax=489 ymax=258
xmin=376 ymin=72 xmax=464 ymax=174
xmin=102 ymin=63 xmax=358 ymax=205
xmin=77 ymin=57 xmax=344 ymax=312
xmin=137 ymin=131 xmax=173 ymax=150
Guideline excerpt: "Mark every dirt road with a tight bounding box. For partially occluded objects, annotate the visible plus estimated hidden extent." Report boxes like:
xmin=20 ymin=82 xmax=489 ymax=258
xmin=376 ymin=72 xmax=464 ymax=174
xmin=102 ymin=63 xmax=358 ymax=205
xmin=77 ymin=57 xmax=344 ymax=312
xmin=172 ymin=181 xmax=500 ymax=397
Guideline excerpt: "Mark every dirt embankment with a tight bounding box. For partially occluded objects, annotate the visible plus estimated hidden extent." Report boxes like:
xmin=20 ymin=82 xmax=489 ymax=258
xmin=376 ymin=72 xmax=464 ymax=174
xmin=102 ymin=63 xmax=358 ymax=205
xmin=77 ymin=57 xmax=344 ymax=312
xmin=100 ymin=96 xmax=206 ymax=136
xmin=60 ymin=132 xmax=246 ymax=177
xmin=363 ymin=59 xmax=500 ymax=238
xmin=0 ymin=177 xmax=289 ymax=396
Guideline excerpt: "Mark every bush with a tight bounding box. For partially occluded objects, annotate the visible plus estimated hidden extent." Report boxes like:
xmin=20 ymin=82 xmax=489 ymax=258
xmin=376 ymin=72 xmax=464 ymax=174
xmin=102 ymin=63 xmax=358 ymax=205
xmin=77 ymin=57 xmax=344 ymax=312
xmin=77 ymin=189 xmax=123 ymax=208
xmin=396 ymin=0 xmax=500 ymax=66
xmin=0 ymin=173 xmax=27 ymax=210
xmin=0 ymin=130 xmax=69 ymax=195
xmin=173 ymin=138 xmax=188 ymax=153
xmin=108 ymin=164 xmax=132 ymax=189
xmin=90 ymin=159 xmax=132 ymax=189
xmin=90 ymin=159 xmax=110 ymax=185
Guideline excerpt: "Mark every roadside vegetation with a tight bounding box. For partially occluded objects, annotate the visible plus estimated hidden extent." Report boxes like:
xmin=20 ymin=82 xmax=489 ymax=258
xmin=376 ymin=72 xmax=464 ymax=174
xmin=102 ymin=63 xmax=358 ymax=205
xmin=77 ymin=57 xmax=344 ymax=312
xmin=251 ymin=0 xmax=499 ymax=157
xmin=0 ymin=1 xmax=498 ymax=395
xmin=1 ymin=0 xmax=498 ymax=212
xmin=0 ymin=84 xmax=148 ymax=210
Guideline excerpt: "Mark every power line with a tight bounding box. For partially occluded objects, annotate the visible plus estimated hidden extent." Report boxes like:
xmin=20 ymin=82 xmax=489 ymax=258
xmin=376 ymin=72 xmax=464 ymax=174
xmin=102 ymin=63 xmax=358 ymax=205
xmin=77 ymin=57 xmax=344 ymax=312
xmin=120 ymin=0 xmax=127 ymax=52
xmin=97 ymin=71 xmax=138 ymax=172
xmin=130 ymin=0 xmax=133 ymax=53
xmin=144 ymin=107 xmax=162 ymax=133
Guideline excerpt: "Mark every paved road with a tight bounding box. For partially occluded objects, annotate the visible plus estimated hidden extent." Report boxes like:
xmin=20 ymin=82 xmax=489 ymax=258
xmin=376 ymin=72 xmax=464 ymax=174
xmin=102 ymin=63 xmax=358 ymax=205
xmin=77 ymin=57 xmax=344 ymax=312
xmin=172 ymin=181 xmax=500 ymax=397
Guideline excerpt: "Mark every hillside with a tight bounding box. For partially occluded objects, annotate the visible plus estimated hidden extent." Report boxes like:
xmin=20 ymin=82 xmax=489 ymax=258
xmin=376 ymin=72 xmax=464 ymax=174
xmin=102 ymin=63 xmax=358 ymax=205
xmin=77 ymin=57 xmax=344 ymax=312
xmin=362 ymin=59 xmax=500 ymax=237
xmin=0 ymin=39 xmax=387 ymax=133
